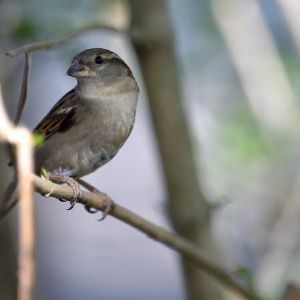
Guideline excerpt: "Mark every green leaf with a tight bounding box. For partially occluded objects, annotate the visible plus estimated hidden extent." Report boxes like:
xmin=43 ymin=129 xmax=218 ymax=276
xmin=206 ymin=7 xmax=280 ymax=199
xmin=40 ymin=167 xmax=49 ymax=179
xmin=234 ymin=266 xmax=254 ymax=290
xmin=12 ymin=18 xmax=39 ymax=40
xmin=32 ymin=132 xmax=44 ymax=148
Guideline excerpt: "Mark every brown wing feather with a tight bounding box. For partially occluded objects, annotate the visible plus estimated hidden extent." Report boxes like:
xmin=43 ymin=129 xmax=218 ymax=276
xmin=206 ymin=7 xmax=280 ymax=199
xmin=34 ymin=89 xmax=79 ymax=140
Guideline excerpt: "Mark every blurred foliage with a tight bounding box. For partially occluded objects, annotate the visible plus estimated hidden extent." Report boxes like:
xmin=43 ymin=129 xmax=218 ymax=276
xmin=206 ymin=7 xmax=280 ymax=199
xmin=221 ymin=112 xmax=270 ymax=166
xmin=2 ymin=0 xmax=124 ymax=50
xmin=281 ymin=54 xmax=300 ymax=98
xmin=212 ymin=108 xmax=291 ymax=185
xmin=11 ymin=17 xmax=39 ymax=41
xmin=234 ymin=266 xmax=255 ymax=291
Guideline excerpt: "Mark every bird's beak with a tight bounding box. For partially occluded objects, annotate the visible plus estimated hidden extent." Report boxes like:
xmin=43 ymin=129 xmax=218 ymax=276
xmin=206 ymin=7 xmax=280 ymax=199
xmin=67 ymin=63 xmax=90 ymax=78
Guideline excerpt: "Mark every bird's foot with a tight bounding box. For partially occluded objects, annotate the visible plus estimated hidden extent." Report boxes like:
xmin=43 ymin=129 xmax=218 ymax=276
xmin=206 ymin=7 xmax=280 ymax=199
xmin=84 ymin=190 xmax=113 ymax=220
xmin=58 ymin=198 xmax=68 ymax=202
xmin=48 ymin=173 xmax=81 ymax=210
xmin=76 ymin=178 xmax=113 ymax=220
xmin=97 ymin=191 xmax=113 ymax=221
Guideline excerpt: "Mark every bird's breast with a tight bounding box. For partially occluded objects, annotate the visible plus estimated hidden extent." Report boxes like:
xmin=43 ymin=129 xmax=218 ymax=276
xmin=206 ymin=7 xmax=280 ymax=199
xmin=35 ymin=91 xmax=138 ymax=178
xmin=75 ymin=94 xmax=137 ymax=176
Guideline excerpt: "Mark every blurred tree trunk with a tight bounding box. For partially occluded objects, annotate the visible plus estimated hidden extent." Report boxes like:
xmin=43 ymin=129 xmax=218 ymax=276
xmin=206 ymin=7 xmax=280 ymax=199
xmin=0 ymin=150 xmax=16 ymax=300
xmin=0 ymin=19 xmax=17 ymax=296
xmin=0 ymin=218 xmax=17 ymax=300
xmin=129 ymin=1 xmax=223 ymax=299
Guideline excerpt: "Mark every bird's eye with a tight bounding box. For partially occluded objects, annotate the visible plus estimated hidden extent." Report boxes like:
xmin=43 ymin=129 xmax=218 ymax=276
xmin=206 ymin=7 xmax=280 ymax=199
xmin=95 ymin=56 xmax=103 ymax=64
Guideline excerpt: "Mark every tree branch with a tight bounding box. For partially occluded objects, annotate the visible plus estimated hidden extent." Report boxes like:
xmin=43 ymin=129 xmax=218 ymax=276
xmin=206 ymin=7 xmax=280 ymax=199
xmin=33 ymin=175 xmax=261 ymax=300
xmin=6 ymin=23 xmax=126 ymax=57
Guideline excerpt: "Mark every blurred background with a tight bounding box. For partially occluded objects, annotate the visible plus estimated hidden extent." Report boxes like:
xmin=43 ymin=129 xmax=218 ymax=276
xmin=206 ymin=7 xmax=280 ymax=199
xmin=1 ymin=0 xmax=300 ymax=299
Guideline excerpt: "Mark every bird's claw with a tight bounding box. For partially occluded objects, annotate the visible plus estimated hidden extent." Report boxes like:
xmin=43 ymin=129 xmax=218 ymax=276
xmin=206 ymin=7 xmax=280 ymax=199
xmin=58 ymin=198 xmax=67 ymax=202
xmin=84 ymin=192 xmax=113 ymax=220
xmin=66 ymin=185 xmax=81 ymax=210
xmin=85 ymin=205 xmax=98 ymax=213
xmin=98 ymin=194 xmax=114 ymax=221
xmin=48 ymin=173 xmax=81 ymax=210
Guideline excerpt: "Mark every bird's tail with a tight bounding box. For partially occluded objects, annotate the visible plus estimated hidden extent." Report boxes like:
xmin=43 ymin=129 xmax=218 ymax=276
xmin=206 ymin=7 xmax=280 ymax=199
xmin=0 ymin=178 xmax=18 ymax=221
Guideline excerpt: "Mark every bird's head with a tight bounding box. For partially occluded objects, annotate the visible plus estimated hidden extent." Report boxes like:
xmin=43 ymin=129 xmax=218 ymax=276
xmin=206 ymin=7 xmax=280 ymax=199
xmin=67 ymin=48 xmax=138 ymax=98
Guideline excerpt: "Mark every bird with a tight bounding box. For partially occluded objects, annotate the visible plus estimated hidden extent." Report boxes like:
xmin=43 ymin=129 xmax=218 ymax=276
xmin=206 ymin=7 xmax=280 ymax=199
xmin=0 ymin=48 xmax=139 ymax=219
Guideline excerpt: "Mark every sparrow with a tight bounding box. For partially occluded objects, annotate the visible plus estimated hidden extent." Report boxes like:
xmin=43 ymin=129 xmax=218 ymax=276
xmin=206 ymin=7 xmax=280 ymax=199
xmin=0 ymin=48 xmax=139 ymax=219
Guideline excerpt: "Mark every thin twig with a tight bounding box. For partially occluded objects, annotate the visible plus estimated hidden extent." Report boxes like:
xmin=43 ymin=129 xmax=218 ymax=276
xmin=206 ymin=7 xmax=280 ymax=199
xmin=6 ymin=23 xmax=126 ymax=57
xmin=0 ymin=86 xmax=35 ymax=300
xmin=33 ymin=175 xmax=262 ymax=300
xmin=15 ymin=53 xmax=31 ymax=124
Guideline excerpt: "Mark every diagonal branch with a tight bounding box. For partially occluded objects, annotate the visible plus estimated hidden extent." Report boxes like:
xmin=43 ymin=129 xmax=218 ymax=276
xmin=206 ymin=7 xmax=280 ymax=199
xmin=33 ymin=175 xmax=262 ymax=300
xmin=6 ymin=23 xmax=126 ymax=57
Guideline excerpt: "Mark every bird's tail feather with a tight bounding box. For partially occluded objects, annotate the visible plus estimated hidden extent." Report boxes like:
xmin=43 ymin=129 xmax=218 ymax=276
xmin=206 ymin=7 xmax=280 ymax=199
xmin=0 ymin=178 xmax=18 ymax=221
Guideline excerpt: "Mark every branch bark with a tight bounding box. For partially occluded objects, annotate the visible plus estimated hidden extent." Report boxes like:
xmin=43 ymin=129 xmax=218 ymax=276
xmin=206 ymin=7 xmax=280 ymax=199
xmin=6 ymin=23 xmax=125 ymax=57
xmin=32 ymin=174 xmax=261 ymax=300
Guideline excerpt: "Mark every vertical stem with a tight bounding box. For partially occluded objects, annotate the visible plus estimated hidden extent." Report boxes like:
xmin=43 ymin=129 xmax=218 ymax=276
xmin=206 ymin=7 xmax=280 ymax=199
xmin=16 ymin=130 xmax=35 ymax=300
xmin=15 ymin=53 xmax=31 ymax=124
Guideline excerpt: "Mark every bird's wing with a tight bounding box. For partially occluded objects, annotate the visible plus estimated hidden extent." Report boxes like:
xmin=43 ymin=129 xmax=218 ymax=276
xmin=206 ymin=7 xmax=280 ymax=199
xmin=8 ymin=89 xmax=80 ymax=167
xmin=34 ymin=89 xmax=79 ymax=140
